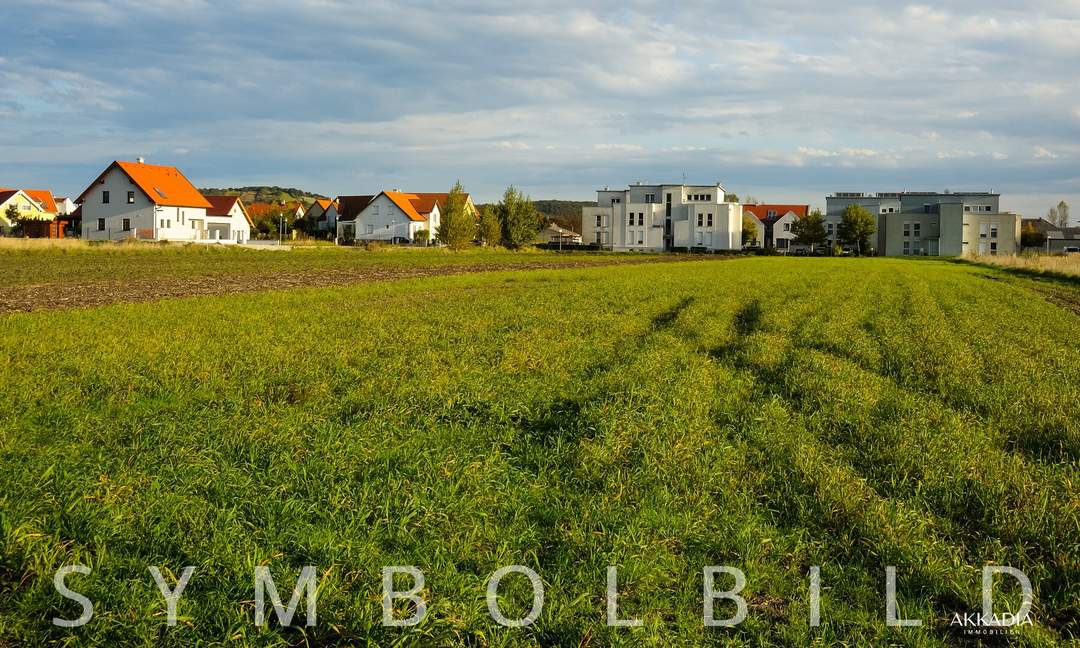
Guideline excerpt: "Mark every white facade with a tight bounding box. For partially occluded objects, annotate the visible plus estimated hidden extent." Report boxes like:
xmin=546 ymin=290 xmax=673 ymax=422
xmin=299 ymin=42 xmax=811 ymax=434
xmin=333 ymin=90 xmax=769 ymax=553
xmin=581 ymin=183 xmax=741 ymax=251
xmin=80 ymin=165 xmax=247 ymax=243
xmin=54 ymin=197 xmax=77 ymax=215
xmin=207 ymin=199 xmax=252 ymax=243
xmin=340 ymin=194 xmax=439 ymax=242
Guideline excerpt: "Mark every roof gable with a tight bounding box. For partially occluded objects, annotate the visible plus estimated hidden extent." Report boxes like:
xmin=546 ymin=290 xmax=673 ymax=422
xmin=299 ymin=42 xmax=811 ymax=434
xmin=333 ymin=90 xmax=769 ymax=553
xmin=77 ymin=161 xmax=212 ymax=209
xmin=23 ymin=189 xmax=58 ymax=213
xmin=743 ymin=204 xmax=810 ymax=222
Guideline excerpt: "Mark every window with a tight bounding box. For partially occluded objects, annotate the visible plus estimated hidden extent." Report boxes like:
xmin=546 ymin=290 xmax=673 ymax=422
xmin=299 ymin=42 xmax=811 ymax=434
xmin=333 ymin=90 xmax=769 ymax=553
xmin=903 ymin=222 xmax=911 ymax=237
xmin=102 ymin=190 xmax=110 ymax=204
xmin=706 ymin=194 xmax=711 ymax=201
xmin=827 ymin=223 xmax=834 ymax=234
xmin=637 ymin=213 xmax=644 ymax=226
xmin=913 ymin=223 xmax=921 ymax=237
xmin=903 ymin=241 xmax=911 ymax=255
xmin=913 ymin=240 xmax=921 ymax=256
xmin=127 ymin=191 xmax=135 ymax=204
xmin=638 ymin=231 xmax=644 ymax=245
xmin=122 ymin=218 xmax=130 ymax=231
xmin=980 ymin=224 xmax=988 ymax=238
xmin=167 ymin=219 xmax=171 ymax=228
xmin=990 ymin=241 xmax=998 ymax=254
xmin=985 ymin=206 xmax=992 ymax=212
xmin=783 ymin=222 xmax=791 ymax=232
xmin=697 ymin=214 xmax=703 ymax=227
xmin=707 ymin=213 xmax=713 ymax=227
xmin=767 ymin=210 xmax=776 ymax=218
xmin=964 ymin=206 xmax=971 ymax=212
xmin=160 ymin=219 xmax=165 ymax=228
xmin=97 ymin=218 xmax=105 ymax=231
xmin=645 ymin=193 xmax=655 ymax=202
xmin=595 ymin=214 xmax=602 ymax=227
xmin=20 ymin=203 xmax=30 ymax=211
xmin=628 ymin=214 xmax=635 ymax=226
xmin=367 ymin=224 xmax=374 ymax=234
xmin=990 ymin=224 xmax=998 ymax=239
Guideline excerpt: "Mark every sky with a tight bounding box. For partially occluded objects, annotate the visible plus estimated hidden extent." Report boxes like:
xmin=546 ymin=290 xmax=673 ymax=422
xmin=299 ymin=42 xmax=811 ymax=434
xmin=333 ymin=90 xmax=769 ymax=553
xmin=1 ymin=1 xmax=1078 ymax=220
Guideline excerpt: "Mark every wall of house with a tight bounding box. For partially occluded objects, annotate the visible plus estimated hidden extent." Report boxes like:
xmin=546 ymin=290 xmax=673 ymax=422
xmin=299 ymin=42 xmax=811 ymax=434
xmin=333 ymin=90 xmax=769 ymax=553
xmin=355 ymin=195 xmax=425 ymax=241
xmin=81 ymin=167 xmax=159 ymax=240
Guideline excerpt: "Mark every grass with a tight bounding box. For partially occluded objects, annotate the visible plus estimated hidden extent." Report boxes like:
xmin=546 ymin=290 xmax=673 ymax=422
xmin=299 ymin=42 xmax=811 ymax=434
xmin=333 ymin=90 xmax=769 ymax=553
xmin=968 ymin=252 xmax=1080 ymax=278
xmin=0 ymin=256 xmax=1077 ymax=646
xmin=0 ymin=240 xmax=634 ymax=287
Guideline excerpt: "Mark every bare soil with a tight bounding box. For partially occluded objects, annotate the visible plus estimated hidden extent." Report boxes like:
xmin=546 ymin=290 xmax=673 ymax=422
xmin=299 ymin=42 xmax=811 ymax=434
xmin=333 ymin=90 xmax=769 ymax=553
xmin=0 ymin=256 xmax=707 ymax=314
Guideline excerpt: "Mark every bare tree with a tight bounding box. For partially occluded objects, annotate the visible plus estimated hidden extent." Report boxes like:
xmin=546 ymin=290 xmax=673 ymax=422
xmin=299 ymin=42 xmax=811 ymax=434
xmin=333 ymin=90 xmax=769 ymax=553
xmin=1048 ymin=206 xmax=1060 ymax=227
xmin=1058 ymin=201 xmax=1070 ymax=227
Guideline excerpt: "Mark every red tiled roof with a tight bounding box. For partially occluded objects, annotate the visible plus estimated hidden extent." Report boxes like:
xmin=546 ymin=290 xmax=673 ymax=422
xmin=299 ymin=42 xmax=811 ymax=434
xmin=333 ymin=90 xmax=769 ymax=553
xmin=23 ymin=189 xmax=58 ymax=213
xmin=205 ymin=195 xmax=240 ymax=216
xmin=336 ymin=195 xmax=375 ymax=221
xmin=76 ymin=161 xmax=212 ymax=209
xmin=743 ymin=204 xmax=809 ymax=222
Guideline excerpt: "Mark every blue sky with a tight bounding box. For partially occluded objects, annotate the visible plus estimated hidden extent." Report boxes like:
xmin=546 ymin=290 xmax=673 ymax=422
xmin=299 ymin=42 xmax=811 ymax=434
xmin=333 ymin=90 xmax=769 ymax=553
xmin=2 ymin=1 xmax=1078 ymax=220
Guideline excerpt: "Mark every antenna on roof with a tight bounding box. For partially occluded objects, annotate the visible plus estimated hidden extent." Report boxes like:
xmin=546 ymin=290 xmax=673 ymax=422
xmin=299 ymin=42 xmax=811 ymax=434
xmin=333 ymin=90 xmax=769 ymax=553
xmin=137 ymin=156 xmax=145 ymax=164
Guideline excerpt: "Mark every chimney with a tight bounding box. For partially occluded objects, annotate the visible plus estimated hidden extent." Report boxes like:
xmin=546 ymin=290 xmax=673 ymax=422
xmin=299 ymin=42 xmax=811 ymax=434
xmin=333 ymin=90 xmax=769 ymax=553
xmin=137 ymin=157 xmax=145 ymax=164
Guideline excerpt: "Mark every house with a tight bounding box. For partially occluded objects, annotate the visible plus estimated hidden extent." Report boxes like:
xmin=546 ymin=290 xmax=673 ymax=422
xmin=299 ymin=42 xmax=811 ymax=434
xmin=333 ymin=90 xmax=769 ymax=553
xmin=338 ymin=191 xmax=477 ymax=244
xmin=1023 ymin=218 xmax=1080 ymax=253
xmin=303 ymin=198 xmax=340 ymax=233
xmin=741 ymin=204 xmax=809 ymax=251
xmin=77 ymin=159 xmax=219 ymax=242
xmin=581 ymin=182 xmax=742 ymax=251
xmin=205 ymin=195 xmax=253 ymax=243
xmin=824 ymin=191 xmax=1021 ymax=256
xmin=0 ymin=188 xmax=71 ymax=237
xmin=54 ymin=196 xmax=77 ymax=215
xmin=537 ymin=223 xmax=582 ymax=246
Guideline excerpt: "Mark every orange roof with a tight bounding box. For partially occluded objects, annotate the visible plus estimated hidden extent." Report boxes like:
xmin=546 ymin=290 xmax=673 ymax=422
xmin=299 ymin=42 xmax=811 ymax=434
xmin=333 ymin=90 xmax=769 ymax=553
xmin=742 ymin=204 xmax=809 ymax=222
xmin=378 ymin=191 xmax=475 ymax=222
xmin=316 ymin=199 xmax=333 ymax=210
xmin=23 ymin=189 xmax=58 ymax=213
xmin=77 ymin=160 xmax=212 ymax=209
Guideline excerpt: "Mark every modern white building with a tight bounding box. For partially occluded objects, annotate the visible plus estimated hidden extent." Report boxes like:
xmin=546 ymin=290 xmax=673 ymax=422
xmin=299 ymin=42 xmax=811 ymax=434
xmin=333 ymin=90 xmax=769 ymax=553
xmin=204 ymin=195 xmax=253 ymax=243
xmin=77 ymin=159 xmax=248 ymax=243
xmin=581 ymin=183 xmax=742 ymax=251
xmin=825 ymin=191 xmax=1020 ymax=256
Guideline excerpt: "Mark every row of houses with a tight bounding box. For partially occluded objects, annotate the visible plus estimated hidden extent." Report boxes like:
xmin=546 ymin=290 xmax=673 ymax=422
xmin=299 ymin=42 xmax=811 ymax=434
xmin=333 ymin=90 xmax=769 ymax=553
xmin=581 ymin=182 xmax=1037 ymax=257
xmin=7 ymin=161 xmax=1070 ymax=255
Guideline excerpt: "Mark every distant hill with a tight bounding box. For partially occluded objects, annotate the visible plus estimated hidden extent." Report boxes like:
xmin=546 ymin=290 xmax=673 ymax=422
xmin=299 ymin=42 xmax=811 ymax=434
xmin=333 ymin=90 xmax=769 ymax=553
xmin=476 ymin=199 xmax=595 ymax=232
xmin=201 ymin=186 xmax=329 ymax=206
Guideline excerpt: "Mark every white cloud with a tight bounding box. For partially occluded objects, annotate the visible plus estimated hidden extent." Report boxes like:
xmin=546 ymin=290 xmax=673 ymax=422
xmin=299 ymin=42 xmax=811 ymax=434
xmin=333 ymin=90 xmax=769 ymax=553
xmin=1033 ymin=146 xmax=1058 ymax=159
xmin=992 ymin=152 xmax=1009 ymax=160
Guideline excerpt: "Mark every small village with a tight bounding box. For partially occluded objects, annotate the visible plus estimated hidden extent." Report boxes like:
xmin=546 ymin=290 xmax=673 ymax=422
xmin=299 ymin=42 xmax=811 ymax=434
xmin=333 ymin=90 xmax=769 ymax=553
xmin=3 ymin=159 xmax=1076 ymax=258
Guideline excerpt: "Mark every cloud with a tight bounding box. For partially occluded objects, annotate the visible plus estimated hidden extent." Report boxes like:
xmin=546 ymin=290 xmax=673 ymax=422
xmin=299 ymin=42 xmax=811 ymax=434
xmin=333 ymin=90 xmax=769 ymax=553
xmin=0 ymin=0 xmax=1076 ymax=212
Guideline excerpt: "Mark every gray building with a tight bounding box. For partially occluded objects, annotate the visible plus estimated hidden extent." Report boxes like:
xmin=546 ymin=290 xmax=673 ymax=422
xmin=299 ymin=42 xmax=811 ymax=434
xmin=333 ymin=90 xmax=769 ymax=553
xmin=824 ymin=191 xmax=1020 ymax=257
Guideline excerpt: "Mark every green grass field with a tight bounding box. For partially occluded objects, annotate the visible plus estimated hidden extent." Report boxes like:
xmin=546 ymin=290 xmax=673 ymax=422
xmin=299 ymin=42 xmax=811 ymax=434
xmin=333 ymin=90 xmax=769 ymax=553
xmin=0 ymin=253 xmax=1077 ymax=646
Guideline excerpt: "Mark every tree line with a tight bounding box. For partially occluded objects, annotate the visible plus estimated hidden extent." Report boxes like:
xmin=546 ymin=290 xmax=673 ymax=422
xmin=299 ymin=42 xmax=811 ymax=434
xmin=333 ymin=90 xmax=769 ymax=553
xmin=435 ymin=182 xmax=543 ymax=250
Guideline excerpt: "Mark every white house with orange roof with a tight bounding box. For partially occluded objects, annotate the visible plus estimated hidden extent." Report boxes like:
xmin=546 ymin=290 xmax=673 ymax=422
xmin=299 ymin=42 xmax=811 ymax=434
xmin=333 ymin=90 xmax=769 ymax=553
xmin=337 ymin=191 xmax=476 ymax=244
xmin=77 ymin=159 xmax=233 ymax=242
xmin=742 ymin=203 xmax=809 ymax=251
xmin=204 ymin=195 xmax=253 ymax=243
xmin=304 ymin=198 xmax=341 ymax=233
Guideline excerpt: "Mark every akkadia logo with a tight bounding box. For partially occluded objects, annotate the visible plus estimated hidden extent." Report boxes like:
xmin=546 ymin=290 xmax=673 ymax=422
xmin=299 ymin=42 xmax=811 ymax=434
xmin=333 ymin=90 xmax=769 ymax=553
xmin=949 ymin=566 xmax=1034 ymax=637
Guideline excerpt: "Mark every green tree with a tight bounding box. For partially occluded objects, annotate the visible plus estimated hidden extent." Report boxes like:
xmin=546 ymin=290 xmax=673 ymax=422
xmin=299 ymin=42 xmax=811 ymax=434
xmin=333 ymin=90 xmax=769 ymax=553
xmin=792 ymin=208 xmax=828 ymax=252
xmin=837 ymin=204 xmax=876 ymax=255
xmin=742 ymin=215 xmax=760 ymax=246
xmin=498 ymin=186 xmax=540 ymax=249
xmin=477 ymin=205 xmax=502 ymax=246
xmin=414 ymin=228 xmax=430 ymax=246
xmin=725 ymin=193 xmax=739 ymax=203
xmin=4 ymin=204 xmax=20 ymax=234
xmin=435 ymin=180 xmax=474 ymax=249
